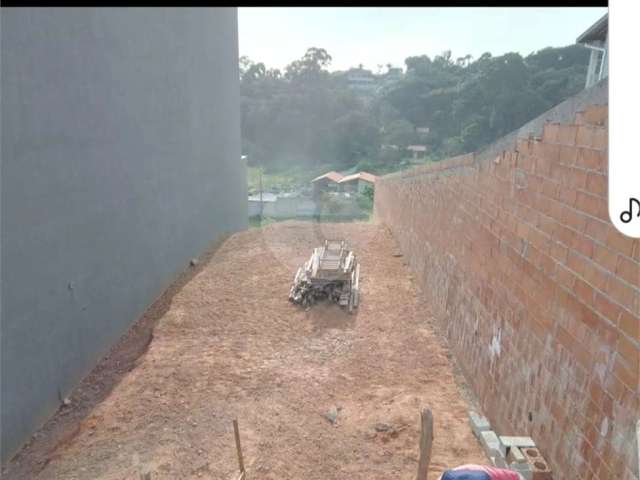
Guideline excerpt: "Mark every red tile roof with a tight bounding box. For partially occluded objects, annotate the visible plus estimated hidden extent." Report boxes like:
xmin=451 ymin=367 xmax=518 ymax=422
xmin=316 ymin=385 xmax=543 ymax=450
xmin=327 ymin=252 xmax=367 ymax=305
xmin=338 ymin=171 xmax=377 ymax=184
xmin=311 ymin=171 xmax=344 ymax=183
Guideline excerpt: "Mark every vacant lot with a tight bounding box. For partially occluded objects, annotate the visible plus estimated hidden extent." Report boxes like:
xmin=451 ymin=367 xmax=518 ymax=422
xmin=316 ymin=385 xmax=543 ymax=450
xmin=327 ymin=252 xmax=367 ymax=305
xmin=4 ymin=221 xmax=486 ymax=480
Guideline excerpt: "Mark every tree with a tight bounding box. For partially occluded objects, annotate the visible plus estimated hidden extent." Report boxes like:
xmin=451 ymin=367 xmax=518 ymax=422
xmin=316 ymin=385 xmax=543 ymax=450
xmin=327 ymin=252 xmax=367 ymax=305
xmin=285 ymin=47 xmax=332 ymax=80
xmin=239 ymin=43 xmax=589 ymax=176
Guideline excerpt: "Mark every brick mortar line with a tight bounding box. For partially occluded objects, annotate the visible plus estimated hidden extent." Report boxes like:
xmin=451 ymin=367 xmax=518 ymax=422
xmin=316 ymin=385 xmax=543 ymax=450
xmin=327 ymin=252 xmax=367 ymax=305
xmin=398 ymin=239 xmax=628 ymax=479
xmin=381 ymin=198 xmax=639 ymax=388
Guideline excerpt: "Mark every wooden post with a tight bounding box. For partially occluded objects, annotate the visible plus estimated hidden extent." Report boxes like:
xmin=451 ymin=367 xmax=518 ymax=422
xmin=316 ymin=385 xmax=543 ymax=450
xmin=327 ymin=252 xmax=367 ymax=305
xmin=258 ymin=166 xmax=263 ymax=220
xmin=636 ymin=419 xmax=640 ymax=478
xmin=233 ymin=419 xmax=245 ymax=475
xmin=416 ymin=408 xmax=434 ymax=480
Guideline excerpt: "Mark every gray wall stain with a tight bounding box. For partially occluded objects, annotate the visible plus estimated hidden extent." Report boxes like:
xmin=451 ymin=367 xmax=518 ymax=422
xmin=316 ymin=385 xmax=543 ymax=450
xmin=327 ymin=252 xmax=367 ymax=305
xmin=1 ymin=7 xmax=247 ymax=461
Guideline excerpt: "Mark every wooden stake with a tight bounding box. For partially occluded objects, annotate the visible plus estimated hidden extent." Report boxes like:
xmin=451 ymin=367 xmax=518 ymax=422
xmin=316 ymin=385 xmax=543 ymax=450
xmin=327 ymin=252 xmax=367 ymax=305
xmin=233 ymin=419 xmax=245 ymax=475
xmin=636 ymin=419 xmax=640 ymax=478
xmin=416 ymin=408 xmax=434 ymax=480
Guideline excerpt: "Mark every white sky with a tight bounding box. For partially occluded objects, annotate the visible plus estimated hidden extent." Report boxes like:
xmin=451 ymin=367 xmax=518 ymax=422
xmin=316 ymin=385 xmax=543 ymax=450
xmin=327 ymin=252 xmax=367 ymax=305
xmin=239 ymin=7 xmax=608 ymax=72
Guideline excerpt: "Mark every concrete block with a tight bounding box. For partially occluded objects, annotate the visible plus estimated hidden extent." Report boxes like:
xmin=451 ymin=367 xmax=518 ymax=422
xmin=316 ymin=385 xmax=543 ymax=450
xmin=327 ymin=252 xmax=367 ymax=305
xmin=521 ymin=447 xmax=552 ymax=480
xmin=500 ymin=436 xmax=536 ymax=448
xmin=507 ymin=446 xmax=527 ymax=464
xmin=480 ymin=430 xmax=504 ymax=459
xmin=510 ymin=461 xmax=533 ymax=480
xmin=468 ymin=411 xmax=491 ymax=438
xmin=493 ymin=453 xmax=507 ymax=468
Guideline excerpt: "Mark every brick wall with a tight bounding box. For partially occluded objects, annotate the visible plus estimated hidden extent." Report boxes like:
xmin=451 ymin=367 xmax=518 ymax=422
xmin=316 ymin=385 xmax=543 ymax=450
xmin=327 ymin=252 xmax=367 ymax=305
xmin=375 ymin=105 xmax=639 ymax=480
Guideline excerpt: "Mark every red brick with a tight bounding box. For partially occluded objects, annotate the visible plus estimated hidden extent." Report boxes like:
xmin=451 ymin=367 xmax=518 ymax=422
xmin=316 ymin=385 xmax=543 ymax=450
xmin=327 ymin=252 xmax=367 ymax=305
xmin=575 ymin=278 xmax=595 ymax=306
xmin=548 ymin=197 xmax=566 ymax=220
xmin=606 ymin=454 xmax=627 ymax=478
xmin=589 ymin=381 xmax=606 ymax=408
xmin=606 ymin=276 xmax=637 ymax=311
xmin=604 ymin=374 xmax=627 ymax=403
xmin=594 ymin=292 xmax=622 ymax=325
xmin=588 ymin=448 xmax=603 ymax=474
xmin=576 ymin=125 xmax=598 ymax=148
xmin=583 ymin=105 xmax=608 ymax=127
xmin=613 ymin=357 xmax=639 ymax=391
xmin=517 ymin=138 xmax=532 ymax=154
xmin=537 ymin=213 xmax=557 ymax=238
xmin=582 ymin=261 xmax=610 ymax=291
xmin=536 ymin=145 xmax=560 ymax=173
xmin=576 ymin=148 xmax=606 ymax=172
xmin=550 ymin=240 xmax=569 ymax=264
xmin=556 ymin=263 xmax=577 ymax=290
xmin=567 ymin=250 xmax=586 ymax=276
xmin=592 ymin=127 xmax=608 ymax=151
xmin=536 ymin=249 xmax=556 ymax=276
xmin=557 ymin=186 xmax=578 ymax=207
xmin=575 ymin=191 xmax=608 ymax=221
xmin=528 ymin=316 xmax=549 ymax=342
xmin=606 ymin=230 xmax=636 ymax=257
xmin=536 ymin=195 xmax=553 ymax=216
xmin=555 ymin=224 xmax=576 ymax=248
xmin=517 ymin=154 xmax=535 ymax=173
xmin=561 ymin=206 xmax=588 ymax=232
xmin=618 ymin=311 xmax=639 ymax=342
xmin=617 ymin=335 xmax=640 ymax=375
xmin=528 ymin=226 xmax=552 ymax=253
xmin=557 ymin=324 xmax=578 ymax=350
xmin=374 ymin=118 xmax=635 ymax=480
xmin=552 ymin=164 xmax=588 ymax=190
xmin=557 ymin=124 xmax=578 ymax=145
xmin=581 ymin=106 xmax=607 ymax=125
xmin=593 ymin=244 xmax=619 ymax=273
xmin=558 ymin=144 xmax=579 ymax=165
xmin=540 ymin=177 xmax=560 ymax=199
xmin=585 ymin=218 xmax=610 ymax=244
xmin=572 ymin=234 xmax=595 ymax=258
xmin=595 ymin=315 xmax=619 ymax=348
xmin=586 ymin=172 xmax=607 ymax=198
xmin=522 ymin=204 xmax=541 ymax=226
xmin=616 ymin=255 xmax=640 ymax=288
xmin=543 ymin=123 xmax=560 ymax=143
xmin=598 ymin=458 xmax=614 ymax=480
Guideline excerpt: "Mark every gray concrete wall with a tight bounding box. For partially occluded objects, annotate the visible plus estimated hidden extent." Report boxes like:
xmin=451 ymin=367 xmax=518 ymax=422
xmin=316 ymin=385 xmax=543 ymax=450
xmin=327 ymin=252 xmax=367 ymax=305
xmin=1 ymin=7 xmax=246 ymax=461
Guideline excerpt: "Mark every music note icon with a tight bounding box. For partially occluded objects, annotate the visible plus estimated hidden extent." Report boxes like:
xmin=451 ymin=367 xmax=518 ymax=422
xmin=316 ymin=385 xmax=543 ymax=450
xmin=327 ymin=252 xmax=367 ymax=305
xmin=620 ymin=197 xmax=640 ymax=224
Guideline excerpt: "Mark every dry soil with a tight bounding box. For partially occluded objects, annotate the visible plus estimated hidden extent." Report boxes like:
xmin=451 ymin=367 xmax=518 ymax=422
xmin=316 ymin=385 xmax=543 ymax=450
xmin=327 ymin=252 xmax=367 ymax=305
xmin=3 ymin=221 xmax=486 ymax=480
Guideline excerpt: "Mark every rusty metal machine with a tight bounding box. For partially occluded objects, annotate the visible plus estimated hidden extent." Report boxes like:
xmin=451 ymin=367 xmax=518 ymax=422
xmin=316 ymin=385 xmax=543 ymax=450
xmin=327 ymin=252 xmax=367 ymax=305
xmin=289 ymin=240 xmax=360 ymax=313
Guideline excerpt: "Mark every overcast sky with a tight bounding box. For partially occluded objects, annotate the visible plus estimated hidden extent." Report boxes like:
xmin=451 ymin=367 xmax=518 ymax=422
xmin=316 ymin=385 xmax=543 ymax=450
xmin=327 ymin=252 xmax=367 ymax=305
xmin=239 ymin=7 xmax=607 ymax=72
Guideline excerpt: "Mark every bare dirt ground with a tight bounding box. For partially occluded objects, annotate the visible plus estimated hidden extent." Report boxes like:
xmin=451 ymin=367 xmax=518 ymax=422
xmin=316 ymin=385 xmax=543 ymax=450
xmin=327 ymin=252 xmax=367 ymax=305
xmin=3 ymin=221 xmax=486 ymax=480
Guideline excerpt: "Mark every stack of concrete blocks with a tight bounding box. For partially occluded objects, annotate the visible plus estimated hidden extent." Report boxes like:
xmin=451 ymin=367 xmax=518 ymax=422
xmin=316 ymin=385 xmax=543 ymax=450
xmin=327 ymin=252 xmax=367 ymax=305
xmin=469 ymin=411 xmax=553 ymax=480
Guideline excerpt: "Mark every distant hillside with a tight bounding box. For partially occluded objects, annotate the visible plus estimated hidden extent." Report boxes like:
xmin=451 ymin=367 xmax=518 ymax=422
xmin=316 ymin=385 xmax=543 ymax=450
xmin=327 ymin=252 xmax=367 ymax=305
xmin=240 ymin=44 xmax=589 ymax=174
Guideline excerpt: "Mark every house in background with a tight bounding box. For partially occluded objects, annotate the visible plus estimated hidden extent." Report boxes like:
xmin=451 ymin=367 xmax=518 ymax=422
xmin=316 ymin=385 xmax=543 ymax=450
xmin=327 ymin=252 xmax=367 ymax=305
xmin=407 ymin=144 xmax=428 ymax=160
xmin=311 ymin=171 xmax=344 ymax=196
xmin=311 ymin=170 xmax=377 ymax=195
xmin=345 ymin=67 xmax=378 ymax=93
xmin=577 ymin=13 xmax=608 ymax=89
xmin=338 ymin=172 xmax=377 ymax=194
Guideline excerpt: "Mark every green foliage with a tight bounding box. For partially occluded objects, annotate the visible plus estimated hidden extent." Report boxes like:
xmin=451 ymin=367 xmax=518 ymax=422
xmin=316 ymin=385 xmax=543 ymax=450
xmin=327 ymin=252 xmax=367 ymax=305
xmin=241 ymin=44 xmax=589 ymax=176
xmin=356 ymin=193 xmax=373 ymax=212
xmin=360 ymin=185 xmax=375 ymax=212
xmin=247 ymin=164 xmax=339 ymax=194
